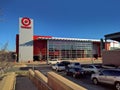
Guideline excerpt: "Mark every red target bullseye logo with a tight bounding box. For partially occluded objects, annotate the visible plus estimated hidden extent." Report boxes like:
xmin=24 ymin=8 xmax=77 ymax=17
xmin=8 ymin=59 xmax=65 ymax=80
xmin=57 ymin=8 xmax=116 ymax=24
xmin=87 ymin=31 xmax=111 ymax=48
xmin=21 ymin=17 xmax=31 ymax=29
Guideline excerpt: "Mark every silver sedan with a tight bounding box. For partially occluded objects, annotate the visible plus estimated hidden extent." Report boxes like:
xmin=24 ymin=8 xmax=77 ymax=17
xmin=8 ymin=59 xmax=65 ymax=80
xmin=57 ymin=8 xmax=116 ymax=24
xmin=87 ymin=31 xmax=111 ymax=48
xmin=91 ymin=69 xmax=120 ymax=90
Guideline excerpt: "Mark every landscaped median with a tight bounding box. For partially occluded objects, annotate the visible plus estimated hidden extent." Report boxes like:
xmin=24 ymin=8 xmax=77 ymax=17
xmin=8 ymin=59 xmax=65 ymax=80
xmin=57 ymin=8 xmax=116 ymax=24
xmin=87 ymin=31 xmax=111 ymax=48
xmin=0 ymin=72 xmax=16 ymax=90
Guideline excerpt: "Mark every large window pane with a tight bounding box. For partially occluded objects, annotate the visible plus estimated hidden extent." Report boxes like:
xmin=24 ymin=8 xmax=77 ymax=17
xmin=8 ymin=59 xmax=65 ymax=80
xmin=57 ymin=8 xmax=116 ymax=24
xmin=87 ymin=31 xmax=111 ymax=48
xmin=48 ymin=40 xmax=92 ymax=60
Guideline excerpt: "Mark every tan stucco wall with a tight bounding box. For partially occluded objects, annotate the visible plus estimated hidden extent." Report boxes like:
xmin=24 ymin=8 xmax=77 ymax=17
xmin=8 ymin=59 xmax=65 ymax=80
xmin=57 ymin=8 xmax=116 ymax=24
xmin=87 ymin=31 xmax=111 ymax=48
xmin=28 ymin=70 xmax=87 ymax=90
xmin=102 ymin=50 xmax=120 ymax=66
xmin=0 ymin=72 xmax=16 ymax=90
xmin=28 ymin=69 xmax=52 ymax=90
xmin=34 ymin=70 xmax=48 ymax=83
xmin=48 ymin=72 xmax=87 ymax=90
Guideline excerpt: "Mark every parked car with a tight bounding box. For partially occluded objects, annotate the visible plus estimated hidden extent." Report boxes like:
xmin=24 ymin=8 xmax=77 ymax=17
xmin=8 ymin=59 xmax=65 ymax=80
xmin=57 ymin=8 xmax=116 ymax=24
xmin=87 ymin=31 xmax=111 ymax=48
xmin=68 ymin=62 xmax=81 ymax=68
xmin=66 ymin=67 xmax=85 ymax=78
xmin=91 ymin=69 xmax=120 ymax=90
xmin=102 ymin=64 xmax=117 ymax=69
xmin=52 ymin=63 xmax=65 ymax=71
xmin=59 ymin=61 xmax=71 ymax=69
xmin=82 ymin=64 xmax=102 ymax=74
xmin=48 ymin=59 xmax=60 ymax=64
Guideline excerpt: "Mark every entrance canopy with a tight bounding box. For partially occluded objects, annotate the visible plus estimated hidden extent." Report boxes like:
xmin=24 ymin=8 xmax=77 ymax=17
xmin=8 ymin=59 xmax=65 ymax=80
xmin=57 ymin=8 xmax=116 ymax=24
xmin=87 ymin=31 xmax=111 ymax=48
xmin=105 ymin=32 xmax=120 ymax=42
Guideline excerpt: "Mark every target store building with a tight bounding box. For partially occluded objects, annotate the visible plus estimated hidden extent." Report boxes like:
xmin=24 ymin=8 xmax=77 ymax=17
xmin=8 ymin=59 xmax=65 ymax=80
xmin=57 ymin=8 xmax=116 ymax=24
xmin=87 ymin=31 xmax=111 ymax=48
xmin=16 ymin=17 xmax=110 ymax=62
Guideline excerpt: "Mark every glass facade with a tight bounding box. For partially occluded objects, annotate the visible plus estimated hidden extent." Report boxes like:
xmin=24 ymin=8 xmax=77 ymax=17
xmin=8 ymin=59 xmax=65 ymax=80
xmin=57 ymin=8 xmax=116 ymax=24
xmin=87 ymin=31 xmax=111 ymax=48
xmin=48 ymin=40 xmax=93 ymax=60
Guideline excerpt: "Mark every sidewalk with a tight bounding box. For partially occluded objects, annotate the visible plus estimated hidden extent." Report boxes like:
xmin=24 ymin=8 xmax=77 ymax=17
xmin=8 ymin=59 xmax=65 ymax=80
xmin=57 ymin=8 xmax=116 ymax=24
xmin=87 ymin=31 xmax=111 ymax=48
xmin=15 ymin=76 xmax=37 ymax=90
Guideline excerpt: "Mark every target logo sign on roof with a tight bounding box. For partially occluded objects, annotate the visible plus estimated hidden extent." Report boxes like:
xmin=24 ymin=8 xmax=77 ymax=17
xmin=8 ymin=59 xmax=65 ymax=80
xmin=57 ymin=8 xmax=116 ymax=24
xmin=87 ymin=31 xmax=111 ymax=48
xmin=21 ymin=17 xmax=32 ymax=29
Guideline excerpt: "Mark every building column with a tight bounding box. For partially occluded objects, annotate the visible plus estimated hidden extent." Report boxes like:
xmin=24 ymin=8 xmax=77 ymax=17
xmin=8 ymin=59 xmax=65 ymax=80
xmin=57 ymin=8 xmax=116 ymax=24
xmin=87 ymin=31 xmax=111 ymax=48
xmin=47 ymin=40 xmax=49 ymax=64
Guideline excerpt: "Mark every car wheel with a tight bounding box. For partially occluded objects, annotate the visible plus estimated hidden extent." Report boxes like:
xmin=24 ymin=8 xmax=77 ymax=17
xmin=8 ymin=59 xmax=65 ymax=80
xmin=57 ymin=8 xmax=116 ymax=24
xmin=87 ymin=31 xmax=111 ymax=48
xmin=92 ymin=78 xmax=98 ymax=85
xmin=115 ymin=82 xmax=120 ymax=90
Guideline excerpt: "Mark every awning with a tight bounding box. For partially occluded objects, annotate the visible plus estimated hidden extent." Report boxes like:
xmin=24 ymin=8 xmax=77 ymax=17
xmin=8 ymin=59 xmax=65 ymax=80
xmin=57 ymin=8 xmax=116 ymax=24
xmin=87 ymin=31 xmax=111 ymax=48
xmin=104 ymin=32 xmax=120 ymax=42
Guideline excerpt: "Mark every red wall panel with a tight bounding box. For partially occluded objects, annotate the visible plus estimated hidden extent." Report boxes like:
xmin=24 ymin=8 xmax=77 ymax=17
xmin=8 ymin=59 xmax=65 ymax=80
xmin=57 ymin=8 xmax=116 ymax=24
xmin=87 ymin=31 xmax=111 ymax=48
xmin=93 ymin=42 xmax=101 ymax=57
xmin=33 ymin=39 xmax=47 ymax=56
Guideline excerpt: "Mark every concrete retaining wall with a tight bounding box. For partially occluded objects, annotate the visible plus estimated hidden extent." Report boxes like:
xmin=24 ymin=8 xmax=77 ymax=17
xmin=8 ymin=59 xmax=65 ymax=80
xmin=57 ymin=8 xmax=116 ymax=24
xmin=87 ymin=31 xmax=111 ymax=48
xmin=28 ymin=69 xmax=87 ymax=90
xmin=35 ymin=70 xmax=48 ymax=83
xmin=0 ymin=72 xmax=16 ymax=90
xmin=48 ymin=72 xmax=87 ymax=90
xmin=28 ymin=69 xmax=36 ymax=84
xmin=28 ymin=69 xmax=52 ymax=90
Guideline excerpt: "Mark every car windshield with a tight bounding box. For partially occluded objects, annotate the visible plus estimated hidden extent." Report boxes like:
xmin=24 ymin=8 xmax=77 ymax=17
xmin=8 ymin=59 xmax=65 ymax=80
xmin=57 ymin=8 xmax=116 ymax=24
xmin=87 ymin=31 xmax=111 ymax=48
xmin=75 ymin=63 xmax=80 ymax=65
xmin=95 ymin=65 xmax=102 ymax=69
xmin=102 ymin=70 xmax=120 ymax=76
xmin=74 ymin=68 xmax=82 ymax=71
xmin=57 ymin=64 xmax=64 ymax=66
xmin=111 ymin=70 xmax=120 ymax=76
xmin=61 ymin=61 xmax=70 ymax=64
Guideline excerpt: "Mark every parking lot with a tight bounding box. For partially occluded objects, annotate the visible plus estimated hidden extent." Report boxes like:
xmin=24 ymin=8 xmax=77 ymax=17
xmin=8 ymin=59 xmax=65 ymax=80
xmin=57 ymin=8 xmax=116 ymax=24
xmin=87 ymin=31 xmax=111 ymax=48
xmin=34 ymin=64 xmax=115 ymax=90
xmin=0 ymin=62 xmax=117 ymax=90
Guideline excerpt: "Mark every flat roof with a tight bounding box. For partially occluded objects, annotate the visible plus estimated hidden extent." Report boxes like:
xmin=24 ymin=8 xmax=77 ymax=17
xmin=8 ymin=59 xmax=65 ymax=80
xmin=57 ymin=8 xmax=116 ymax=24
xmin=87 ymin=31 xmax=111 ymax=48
xmin=37 ymin=36 xmax=101 ymax=42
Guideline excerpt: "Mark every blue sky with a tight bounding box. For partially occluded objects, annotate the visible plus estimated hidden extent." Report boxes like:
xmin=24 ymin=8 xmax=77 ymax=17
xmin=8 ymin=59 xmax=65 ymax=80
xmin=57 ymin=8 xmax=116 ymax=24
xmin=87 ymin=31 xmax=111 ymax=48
xmin=0 ymin=0 xmax=120 ymax=51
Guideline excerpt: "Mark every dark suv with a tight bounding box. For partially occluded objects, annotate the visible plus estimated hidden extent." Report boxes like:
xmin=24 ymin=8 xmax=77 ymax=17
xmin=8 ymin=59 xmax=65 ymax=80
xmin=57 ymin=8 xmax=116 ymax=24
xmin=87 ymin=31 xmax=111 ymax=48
xmin=66 ymin=67 xmax=85 ymax=78
xmin=60 ymin=61 xmax=71 ymax=69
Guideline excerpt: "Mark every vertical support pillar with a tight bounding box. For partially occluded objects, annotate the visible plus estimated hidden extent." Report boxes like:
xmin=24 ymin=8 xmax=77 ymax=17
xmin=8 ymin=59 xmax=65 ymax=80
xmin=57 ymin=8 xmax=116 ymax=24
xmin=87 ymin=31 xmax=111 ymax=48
xmin=47 ymin=40 xmax=49 ymax=64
